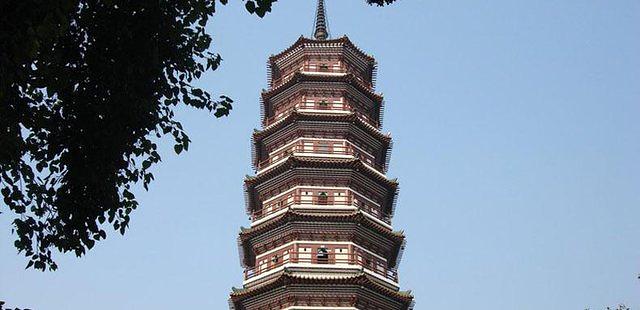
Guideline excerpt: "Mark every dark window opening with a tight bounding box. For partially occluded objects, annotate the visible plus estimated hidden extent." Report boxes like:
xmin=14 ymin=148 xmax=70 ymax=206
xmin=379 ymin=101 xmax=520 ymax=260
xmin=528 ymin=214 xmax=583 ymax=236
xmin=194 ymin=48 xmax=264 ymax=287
xmin=317 ymin=247 xmax=329 ymax=264
xmin=317 ymin=142 xmax=331 ymax=153
xmin=318 ymin=192 xmax=328 ymax=205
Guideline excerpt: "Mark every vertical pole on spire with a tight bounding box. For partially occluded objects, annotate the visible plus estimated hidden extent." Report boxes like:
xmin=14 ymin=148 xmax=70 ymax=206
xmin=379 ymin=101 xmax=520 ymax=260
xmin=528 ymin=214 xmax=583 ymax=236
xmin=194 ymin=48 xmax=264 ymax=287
xmin=313 ymin=0 xmax=329 ymax=40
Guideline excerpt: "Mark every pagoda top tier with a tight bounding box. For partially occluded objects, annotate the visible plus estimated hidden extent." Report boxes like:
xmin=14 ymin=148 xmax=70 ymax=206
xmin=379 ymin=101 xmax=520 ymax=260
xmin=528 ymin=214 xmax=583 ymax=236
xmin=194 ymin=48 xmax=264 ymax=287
xmin=270 ymin=36 xmax=375 ymax=66
xmin=268 ymin=36 xmax=377 ymax=89
xmin=267 ymin=0 xmax=379 ymax=94
xmin=261 ymin=3 xmax=385 ymax=130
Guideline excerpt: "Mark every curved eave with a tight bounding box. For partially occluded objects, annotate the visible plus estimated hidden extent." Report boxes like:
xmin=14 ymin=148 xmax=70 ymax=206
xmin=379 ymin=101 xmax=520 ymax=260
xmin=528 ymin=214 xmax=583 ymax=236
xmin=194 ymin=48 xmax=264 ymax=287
xmin=240 ymin=209 xmax=404 ymax=242
xmin=229 ymin=271 xmax=413 ymax=306
xmin=243 ymin=156 xmax=399 ymax=217
xmin=237 ymin=209 xmax=405 ymax=268
xmin=262 ymin=71 xmax=383 ymax=105
xmin=245 ymin=156 xmax=397 ymax=203
xmin=269 ymin=35 xmax=376 ymax=65
xmin=253 ymin=111 xmax=391 ymax=145
xmin=268 ymin=36 xmax=306 ymax=63
xmin=252 ymin=111 xmax=392 ymax=168
xmin=245 ymin=156 xmax=397 ymax=186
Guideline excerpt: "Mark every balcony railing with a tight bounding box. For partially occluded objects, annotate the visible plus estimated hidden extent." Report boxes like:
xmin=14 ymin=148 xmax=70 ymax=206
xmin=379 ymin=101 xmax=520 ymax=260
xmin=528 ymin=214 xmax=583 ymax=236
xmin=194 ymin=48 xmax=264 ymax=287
xmin=244 ymin=251 xmax=398 ymax=282
xmin=258 ymin=141 xmax=383 ymax=172
xmin=270 ymin=64 xmax=372 ymax=89
xmin=265 ymin=103 xmax=349 ymax=127
xmin=297 ymin=101 xmax=350 ymax=111
xmin=302 ymin=65 xmax=347 ymax=73
xmin=265 ymin=105 xmax=379 ymax=128
xmin=253 ymin=193 xmax=389 ymax=224
xmin=271 ymin=66 xmax=345 ymax=87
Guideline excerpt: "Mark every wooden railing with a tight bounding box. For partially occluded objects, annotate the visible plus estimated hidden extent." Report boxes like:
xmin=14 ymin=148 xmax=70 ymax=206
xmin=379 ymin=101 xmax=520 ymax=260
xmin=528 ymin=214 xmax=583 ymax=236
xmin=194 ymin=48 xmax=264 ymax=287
xmin=271 ymin=66 xmax=345 ymax=87
xmin=244 ymin=251 xmax=398 ymax=282
xmin=297 ymin=101 xmax=350 ymax=111
xmin=253 ymin=193 xmax=389 ymax=223
xmin=265 ymin=103 xmax=379 ymax=128
xmin=257 ymin=141 xmax=383 ymax=171
xmin=302 ymin=65 xmax=347 ymax=73
xmin=265 ymin=103 xmax=348 ymax=127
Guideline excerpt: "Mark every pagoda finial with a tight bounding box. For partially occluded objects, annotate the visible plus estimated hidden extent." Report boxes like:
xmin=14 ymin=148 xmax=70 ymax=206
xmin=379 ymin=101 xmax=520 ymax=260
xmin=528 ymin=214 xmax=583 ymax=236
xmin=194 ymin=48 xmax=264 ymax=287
xmin=313 ymin=0 xmax=329 ymax=40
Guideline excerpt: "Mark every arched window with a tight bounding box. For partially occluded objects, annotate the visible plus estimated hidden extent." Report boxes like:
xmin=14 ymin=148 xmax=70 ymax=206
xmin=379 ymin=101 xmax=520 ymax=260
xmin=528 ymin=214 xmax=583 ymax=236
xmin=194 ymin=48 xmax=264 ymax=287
xmin=318 ymin=191 xmax=328 ymax=205
xmin=317 ymin=247 xmax=329 ymax=264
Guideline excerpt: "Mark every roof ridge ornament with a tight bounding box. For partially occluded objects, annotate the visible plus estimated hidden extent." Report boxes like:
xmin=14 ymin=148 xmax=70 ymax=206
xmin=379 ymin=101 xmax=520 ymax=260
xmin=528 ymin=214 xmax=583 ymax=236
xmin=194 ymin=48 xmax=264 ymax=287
xmin=313 ymin=0 xmax=329 ymax=40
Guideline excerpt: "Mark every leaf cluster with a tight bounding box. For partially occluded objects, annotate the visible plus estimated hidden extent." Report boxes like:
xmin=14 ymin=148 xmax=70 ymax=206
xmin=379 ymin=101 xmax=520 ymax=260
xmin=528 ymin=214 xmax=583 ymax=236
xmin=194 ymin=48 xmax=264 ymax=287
xmin=0 ymin=0 xmax=233 ymax=271
xmin=0 ymin=0 xmax=396 ymax=271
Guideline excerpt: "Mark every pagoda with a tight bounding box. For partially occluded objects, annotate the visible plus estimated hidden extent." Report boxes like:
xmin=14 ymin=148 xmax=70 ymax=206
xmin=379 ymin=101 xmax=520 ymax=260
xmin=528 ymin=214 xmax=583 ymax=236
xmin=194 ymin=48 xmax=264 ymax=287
xmin=229 ymin=1 xmax=414 ymax=309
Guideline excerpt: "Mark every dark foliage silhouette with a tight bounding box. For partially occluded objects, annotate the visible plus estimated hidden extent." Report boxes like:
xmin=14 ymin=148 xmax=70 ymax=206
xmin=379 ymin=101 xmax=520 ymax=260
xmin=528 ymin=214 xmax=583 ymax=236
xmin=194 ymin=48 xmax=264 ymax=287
xmin=0 ymin=0 xmax=395 ymax=271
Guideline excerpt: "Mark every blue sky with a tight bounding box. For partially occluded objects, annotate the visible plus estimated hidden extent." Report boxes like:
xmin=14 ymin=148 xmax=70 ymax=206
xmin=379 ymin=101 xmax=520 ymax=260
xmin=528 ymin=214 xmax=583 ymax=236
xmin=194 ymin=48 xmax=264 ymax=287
xmin=1 ymin=1 xmax=639 ymax=309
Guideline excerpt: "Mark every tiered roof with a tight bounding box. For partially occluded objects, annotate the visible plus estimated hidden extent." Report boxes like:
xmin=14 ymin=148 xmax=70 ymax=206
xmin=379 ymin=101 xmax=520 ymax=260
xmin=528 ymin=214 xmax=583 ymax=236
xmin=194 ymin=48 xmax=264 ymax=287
xmin=268 ymin=36 xmax=375 ymax=65
xmin=260 ymin=72 xmax=385 ymax=126
xmin=263 ymin=72 xmax=382 ymax=102
xmin=240 ymin=209 xmax=404 ymax=242
xmin=230 ymin=271 xmax=413 ymax=307
xmin=237 ymin=209 xmax=406 ymax=268
xmin=244 ymin=156 xmax=399 ymax=216
xmin=254 ymin=111 xmax=390 ymax=143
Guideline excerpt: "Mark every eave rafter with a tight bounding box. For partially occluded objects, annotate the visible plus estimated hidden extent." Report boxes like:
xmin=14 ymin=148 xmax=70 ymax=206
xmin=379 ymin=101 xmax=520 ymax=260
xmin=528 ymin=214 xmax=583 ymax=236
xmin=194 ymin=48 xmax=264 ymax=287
xmin=251 ymin=111 xmax=392 ymax=167
xmin=243 ymin=156 xmax=399 ymax=216
xmin=269 ymin=36 xmax=375 ymax=67
xmin=236 ymin=209 xmax=406 ymax=269
xmin=230 ymin=271 xmax=413 ymax=309
xmin=263 ymin=71 xmax=382 ymax=107
xmin=254 ymin=111 xmax=390 ymax=142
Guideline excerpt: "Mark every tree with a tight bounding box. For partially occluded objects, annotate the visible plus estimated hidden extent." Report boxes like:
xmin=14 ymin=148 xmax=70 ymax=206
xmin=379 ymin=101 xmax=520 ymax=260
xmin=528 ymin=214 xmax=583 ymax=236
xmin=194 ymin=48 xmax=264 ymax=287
xmin=0 ymin=0 xmax=396 ymax=271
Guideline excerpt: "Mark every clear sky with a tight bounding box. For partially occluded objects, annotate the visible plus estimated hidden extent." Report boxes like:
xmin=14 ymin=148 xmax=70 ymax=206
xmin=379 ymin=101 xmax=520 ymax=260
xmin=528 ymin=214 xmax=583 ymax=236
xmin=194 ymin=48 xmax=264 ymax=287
xmin=1 ymin=1 xmax=639 ymax=309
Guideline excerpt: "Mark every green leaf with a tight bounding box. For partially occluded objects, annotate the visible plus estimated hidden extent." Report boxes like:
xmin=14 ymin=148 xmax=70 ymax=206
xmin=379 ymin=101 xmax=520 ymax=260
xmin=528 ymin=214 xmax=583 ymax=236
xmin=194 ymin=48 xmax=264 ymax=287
xmin=174 ymin=144 xmax=183 ymax=154
xmin=34 ymin=261 xmax=45 ymax=270
xmin=123 ymin=190 xmax=135 ymax=200
xmin=0 ymin=0 xmax=397 ymax=273
xmin=220 ymin=95 xmax=234 ymax=103
xmin=245 ymin=1 xmax=256 ymax=13
xmin=86 ymin=239 xmax=95 ymax=250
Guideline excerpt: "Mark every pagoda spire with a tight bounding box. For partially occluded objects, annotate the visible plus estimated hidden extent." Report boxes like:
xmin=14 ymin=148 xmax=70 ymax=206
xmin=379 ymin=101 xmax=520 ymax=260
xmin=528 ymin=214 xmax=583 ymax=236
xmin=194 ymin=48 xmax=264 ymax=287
xmin=313 ymin=0 xmax=329 ymax=40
